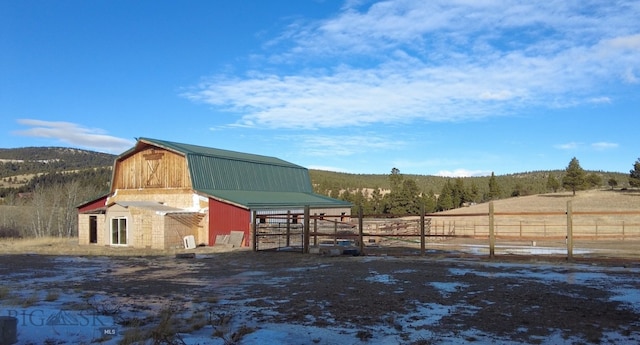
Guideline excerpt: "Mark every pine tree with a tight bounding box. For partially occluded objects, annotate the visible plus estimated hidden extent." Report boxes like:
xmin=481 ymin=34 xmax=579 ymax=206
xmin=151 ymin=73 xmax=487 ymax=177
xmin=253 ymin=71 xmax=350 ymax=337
xmin=422 ymin=189 xmax=438 ymax=213
xmin=370 ymin=188 xmax=384 ymax=214
xmin=389 ymin=167 xmax=402 ymax=191
xmin=437 ymin=181 xmax=454 ymax=211
xmin=487 ymin=172 xmax=500 ymax=200
xmin=562 ymin=157 xmax=586 ymax=195
xmin=451 ymin=178 xmax=466 ymax=207
xmin=585 ymin=173 xmax=602 ymax=188
xmin=630 ymin=158 xmax=640 ymax=188
xmin=468 ymin=181 xmax=480 ymax=203
xmin=546 ymin=174 xmax=560 ymax=192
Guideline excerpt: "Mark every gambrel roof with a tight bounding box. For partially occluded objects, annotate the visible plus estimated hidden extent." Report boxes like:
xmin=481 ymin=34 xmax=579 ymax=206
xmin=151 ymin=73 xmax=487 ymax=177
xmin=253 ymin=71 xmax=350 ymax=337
xmin=124 ymin=138 xmax=351 ymax=209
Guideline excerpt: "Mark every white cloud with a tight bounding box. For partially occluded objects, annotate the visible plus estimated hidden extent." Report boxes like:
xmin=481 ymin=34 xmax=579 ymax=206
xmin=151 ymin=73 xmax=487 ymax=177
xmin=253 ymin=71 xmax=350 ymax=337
xmin=184 ymin=0 xmax=640 ymax=130
xmin=306 ymin=165 xmax=352 ymax=173
xmin=591 ymin=142 xmax=619 ymax=150
xmin=435 ymin=169 xmax=491 ymax=178
xmin=605 ymin=33 xmax=640 ymax=50
xmin=281 ymin=134 xmax=401 ymax=157
xmin=479 ymin=90 xmax=515 ymax=101
xmin=555 ymin=142 xmax=581 ymax=150
xmin=623 ymin=68 xmax=639 ymax=84
xmin=14 ymin=119 xmax=134 ymax=153
xmin=555 ymin=141 xmax=619 ymax=152
xmin=588 ymin=97 xmax=612 ymax=104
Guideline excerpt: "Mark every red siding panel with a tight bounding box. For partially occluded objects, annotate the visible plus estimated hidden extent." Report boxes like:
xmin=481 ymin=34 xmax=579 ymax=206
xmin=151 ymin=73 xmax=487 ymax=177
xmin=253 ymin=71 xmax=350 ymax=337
xmin=78 ymin=195 xmax=108 ymax=213
xmin=209 ymin=198 xmax=251 ymax=246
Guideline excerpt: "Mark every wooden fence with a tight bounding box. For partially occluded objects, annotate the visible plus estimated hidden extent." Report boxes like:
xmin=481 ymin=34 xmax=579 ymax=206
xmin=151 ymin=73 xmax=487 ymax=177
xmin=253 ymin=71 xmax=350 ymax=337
xmin=252 ymin=202 xmax=640 ymax=259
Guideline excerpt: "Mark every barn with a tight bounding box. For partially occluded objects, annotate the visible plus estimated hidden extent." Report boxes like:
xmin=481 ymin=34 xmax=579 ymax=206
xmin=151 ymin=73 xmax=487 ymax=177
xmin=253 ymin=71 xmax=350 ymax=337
xmin=77 ymin=138 xmax=352 ymax=250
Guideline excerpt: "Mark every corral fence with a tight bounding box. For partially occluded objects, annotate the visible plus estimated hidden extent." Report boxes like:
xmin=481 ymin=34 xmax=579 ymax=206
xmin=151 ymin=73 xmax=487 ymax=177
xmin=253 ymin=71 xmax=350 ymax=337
xmin=252 ymin=201 xmax=640 ymax=259
xmin=253 ymin=209 xmax=356 ymax=252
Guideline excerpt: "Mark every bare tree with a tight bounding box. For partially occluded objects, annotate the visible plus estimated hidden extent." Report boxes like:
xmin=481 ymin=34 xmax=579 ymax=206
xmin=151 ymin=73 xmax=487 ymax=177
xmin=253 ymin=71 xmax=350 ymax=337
xmin=30 ymin=183 xmax=62 ymax=237
xmin=60 ymin=181 xmax=82 ymax=237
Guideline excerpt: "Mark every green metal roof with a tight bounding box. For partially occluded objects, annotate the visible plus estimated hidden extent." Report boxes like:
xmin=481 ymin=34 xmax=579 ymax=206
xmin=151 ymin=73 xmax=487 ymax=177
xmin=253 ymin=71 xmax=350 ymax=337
xmin=138 ymin=137 xmax=302 ymax=168
xmin=202 ymin=190 xmax=353 ymax=209
xmin=187 ymin=153 xmax=311 ymax=192
xmin=136 ymin=138 xmax=350 ymax=209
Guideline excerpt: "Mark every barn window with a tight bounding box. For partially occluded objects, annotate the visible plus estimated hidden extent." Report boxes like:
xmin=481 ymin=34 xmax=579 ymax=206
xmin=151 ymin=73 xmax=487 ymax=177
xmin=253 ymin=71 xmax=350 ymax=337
xmin=111 ymin=217 xmax=128 ymax=245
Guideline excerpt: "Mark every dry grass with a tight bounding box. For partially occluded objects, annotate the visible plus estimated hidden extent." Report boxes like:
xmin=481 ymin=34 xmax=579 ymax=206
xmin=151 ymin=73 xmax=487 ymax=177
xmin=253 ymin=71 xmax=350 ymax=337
xmin=361 ymin=189 xmax=640 ymax=259
xmin=0 ymin=236 xmax=247 ymax=256
xmin=433 ymin=189 xmax=640 ymax=231
xmin=442 ymin=189 xmax=640 ymax=214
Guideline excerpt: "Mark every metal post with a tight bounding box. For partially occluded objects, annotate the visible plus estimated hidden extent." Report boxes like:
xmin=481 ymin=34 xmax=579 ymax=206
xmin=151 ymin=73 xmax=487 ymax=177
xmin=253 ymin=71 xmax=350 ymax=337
xmin=303 ymin=206 xmax=310 ymax=254
xmin=313 ymin=213 xmax=318 ymax=246
xmin=420 ymin=206 xmax=426 ymax=256
xmin=286 ymin=210 xmax=291 ymax=247
xmin=252 ymin=211 xmax=258 ymax=252
xmin=489 ymin=202 xmax=495 ymax=258
xmin=358 ymin=206 xmax=364 ymax=255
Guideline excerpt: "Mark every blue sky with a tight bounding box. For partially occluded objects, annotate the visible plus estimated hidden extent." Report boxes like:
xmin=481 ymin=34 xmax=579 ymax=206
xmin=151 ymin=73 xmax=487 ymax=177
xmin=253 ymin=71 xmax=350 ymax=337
xmin=2 ymin=0 xmax=639 ymax=176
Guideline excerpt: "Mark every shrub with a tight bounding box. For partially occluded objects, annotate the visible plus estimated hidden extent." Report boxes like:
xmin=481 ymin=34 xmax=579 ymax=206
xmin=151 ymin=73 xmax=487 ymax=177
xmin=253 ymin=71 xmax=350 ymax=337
xmin=0 ymin=225 xmax=22 ymax=238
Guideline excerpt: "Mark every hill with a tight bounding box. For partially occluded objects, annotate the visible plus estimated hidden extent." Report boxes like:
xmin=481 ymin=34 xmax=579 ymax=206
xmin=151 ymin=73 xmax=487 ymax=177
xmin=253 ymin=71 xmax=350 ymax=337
xmin=0 ymin=147 xmax=115 ymax=197
xmin=0 ymin=146 xmax=632 ymax=202
xmin=0 ymin=146 xmax=115 ymax=167
xmin=309 ymin=169 xmax=630 ymax=200
xmin=441 ymin=188 xmax=640 ymax=214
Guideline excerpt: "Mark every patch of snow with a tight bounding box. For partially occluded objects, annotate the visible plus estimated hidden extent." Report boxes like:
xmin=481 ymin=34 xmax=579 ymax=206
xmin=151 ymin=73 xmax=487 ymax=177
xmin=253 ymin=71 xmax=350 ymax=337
xmin=365 ymin=270 xmax=398 ymax=284
xmin=429 ymin=282 xmax=468 ymax=296
xmin=610 ymin=288 xmax=640 ymax=313
xmin=1 ymin=255 xmax=639 ymax=344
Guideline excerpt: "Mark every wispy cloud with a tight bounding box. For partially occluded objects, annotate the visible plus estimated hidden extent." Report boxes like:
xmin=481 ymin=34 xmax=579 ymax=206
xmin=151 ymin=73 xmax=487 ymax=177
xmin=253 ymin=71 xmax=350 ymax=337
xmin=184 ymin=1 xmax=640 ymax=130
xmin=591 ymin=142 xmax=619 ymax=150
xmin=588 ymin=97 xmax=612 ymax=104
xmin=281 ymin=134 xmax=401 ymax=157
xmin=306 ymin=165 xmax=353 ymax=173
xmin=555 ymin=141 xmax=619 ymax=152
xmin=14 ymin=119 xmax=134 ymax=153
xmin=436 ymin=169 xmax=492 ymax=178
xmin=555 ymin=142 xmax=581 ymax=150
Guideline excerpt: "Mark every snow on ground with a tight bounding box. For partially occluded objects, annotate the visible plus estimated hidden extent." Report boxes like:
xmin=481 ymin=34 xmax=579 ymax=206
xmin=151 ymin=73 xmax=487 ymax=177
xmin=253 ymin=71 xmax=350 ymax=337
xmin=1 ymin=254 xmax=639 ymax=345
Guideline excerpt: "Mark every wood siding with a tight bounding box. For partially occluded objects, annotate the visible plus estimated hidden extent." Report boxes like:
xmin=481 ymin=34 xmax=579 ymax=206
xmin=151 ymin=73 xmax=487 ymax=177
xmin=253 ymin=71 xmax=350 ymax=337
xmin=108 ymin=189 xmax=199 ymax=209
xmin=209 ymin=198 xmax=251 ymax=246
xmin=112 ymin=147 xmax=191 ymax=190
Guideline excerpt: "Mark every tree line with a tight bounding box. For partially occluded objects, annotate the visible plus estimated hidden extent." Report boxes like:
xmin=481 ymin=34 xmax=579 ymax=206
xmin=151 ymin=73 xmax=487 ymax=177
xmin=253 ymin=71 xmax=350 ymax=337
xmin=0 ymin=167 xmax=112 ymax=238
xmin=0 ymin=147 xmax=114 ymax=176
xmin=0 ymin=146 xmax=638 ymax=238
xmin=314 ymin=157 xmax=640 ymax=216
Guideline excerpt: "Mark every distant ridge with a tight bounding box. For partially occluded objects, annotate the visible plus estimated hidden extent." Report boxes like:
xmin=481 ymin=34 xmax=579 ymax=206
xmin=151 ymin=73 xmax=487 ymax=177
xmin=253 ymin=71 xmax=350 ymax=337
xmin=0 ymin=146 xmax=631 ymax=200
xmin=0 ymin=147 xmax=116 ymax=195
xmin=0 ymin=147 xmax=115 ymax=166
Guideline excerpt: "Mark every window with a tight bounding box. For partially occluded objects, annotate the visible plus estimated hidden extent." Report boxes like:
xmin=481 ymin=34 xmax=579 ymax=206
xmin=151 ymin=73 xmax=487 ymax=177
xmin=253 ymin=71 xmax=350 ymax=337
xmin=111 ymin=217 xmax=127 ymax=245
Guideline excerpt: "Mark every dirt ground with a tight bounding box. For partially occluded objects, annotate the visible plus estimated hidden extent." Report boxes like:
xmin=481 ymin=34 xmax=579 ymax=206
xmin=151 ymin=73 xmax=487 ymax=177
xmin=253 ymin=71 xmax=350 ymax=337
xmin=0 ymin=241 xmax=639 ymax=344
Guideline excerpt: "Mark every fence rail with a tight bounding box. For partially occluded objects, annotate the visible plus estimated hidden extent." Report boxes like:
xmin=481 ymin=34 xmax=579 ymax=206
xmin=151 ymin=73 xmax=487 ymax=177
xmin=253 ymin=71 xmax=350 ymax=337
xmin=252 ymin=202 xmax=640 ymax=259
